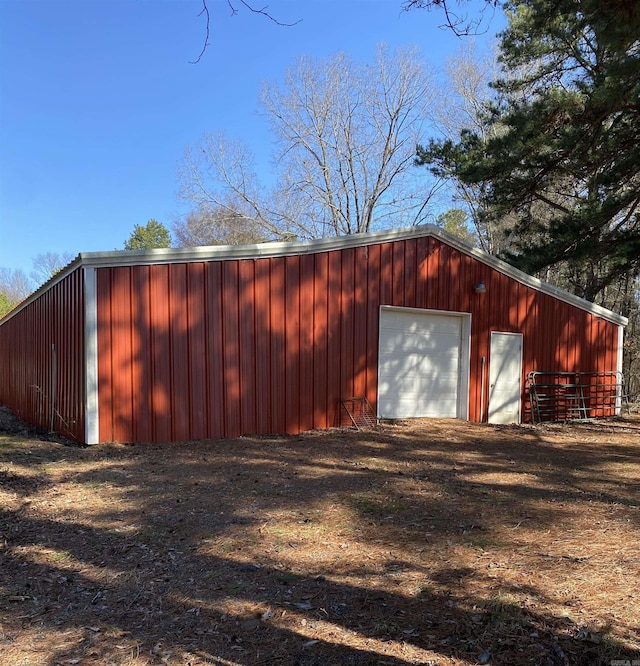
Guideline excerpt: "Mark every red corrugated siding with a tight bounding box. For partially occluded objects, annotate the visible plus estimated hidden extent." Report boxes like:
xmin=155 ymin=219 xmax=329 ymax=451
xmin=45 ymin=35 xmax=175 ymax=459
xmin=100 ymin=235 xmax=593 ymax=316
xmin=0 ymin=268 xmax=85 ymax=441
xmin=94 ymin=236 xmax=622 ymax=443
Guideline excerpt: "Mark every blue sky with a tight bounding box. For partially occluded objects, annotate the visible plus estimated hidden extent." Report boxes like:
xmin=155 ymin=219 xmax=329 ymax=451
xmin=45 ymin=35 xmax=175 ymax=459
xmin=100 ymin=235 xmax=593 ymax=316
xmin=0 ymin=0 xmax=502 ymax=275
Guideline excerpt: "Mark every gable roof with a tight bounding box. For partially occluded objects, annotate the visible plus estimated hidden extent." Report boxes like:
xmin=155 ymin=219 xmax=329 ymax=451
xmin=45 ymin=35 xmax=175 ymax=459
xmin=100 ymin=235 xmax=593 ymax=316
xmin=1 ymin=225 xmax=628 ymax=327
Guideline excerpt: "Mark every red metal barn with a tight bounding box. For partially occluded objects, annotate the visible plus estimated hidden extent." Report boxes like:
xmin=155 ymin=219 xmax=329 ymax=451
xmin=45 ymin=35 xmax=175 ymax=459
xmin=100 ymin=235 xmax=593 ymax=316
xmin=0 ymin=227 xmax=628 ymax=444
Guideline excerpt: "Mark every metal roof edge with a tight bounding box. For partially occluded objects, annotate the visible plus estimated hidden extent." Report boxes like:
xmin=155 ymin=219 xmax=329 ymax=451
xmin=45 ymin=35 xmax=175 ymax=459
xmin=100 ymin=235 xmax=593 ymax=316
xmin=76 ymin=226 xmax=434 ymax=266
xmin=0 ymin=226 xmax=628 ymax=328
xmin=427 ymin=226 xmax=628 ymax=327
xmin=0 ymin=255 xmax=83 ymax=325
xmin=90 ymin=226 xmax=627 ymax=327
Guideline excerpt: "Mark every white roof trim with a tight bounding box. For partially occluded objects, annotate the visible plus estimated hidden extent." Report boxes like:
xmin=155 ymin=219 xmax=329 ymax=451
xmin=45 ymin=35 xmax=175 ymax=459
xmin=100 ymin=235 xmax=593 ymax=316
xmin=0 ymin=225 xmax=628 ymax=327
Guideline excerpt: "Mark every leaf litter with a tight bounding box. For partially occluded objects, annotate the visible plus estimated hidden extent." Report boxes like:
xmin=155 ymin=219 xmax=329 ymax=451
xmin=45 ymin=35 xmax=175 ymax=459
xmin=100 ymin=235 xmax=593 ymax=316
xmin=0 ymin=405 xmax=639 ymax=665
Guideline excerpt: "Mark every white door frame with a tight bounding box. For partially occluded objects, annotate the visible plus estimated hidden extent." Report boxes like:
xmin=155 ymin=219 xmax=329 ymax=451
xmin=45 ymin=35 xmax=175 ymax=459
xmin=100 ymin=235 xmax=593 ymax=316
xmin=488 ymin=331 xmax=523 ymax=424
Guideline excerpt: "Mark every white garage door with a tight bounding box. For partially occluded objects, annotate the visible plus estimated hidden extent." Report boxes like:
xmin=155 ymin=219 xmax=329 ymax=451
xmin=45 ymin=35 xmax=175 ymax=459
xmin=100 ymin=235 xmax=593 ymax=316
xmin=378 ymin=308 xmax=469 ymax=419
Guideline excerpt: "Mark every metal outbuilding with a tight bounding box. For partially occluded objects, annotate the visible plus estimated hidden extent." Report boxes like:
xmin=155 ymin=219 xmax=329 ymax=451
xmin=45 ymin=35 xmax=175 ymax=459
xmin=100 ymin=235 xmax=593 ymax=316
xmin=0 ymin=226 xmax=628 ymax=444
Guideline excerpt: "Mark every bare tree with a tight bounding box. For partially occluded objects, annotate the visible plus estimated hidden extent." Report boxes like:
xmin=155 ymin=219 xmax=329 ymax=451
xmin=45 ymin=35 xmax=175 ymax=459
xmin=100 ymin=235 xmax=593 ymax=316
xmin=262 ymin=45 xmax=440 ymax=235
xmin=429 ymin=42 xmax=504 ymax=252
xmin=173 ymin=206 xmax=268 ymax=247
xmin=426 ymin=42 xmax=555 ymax=255
xmin=1 ymin=254 xmax=76 ymax=314
xmin=0 ymin=268 xmax=34 ymax=314
xmin=179 ymin=45 xmax=440 ymax=241
xmin=30 ymin=252 xmax=75 ymax=286
xmin=178 ymin=132 xmax=289 ymax=240
xmin=434 ymin=42 xmax=498 ymax=140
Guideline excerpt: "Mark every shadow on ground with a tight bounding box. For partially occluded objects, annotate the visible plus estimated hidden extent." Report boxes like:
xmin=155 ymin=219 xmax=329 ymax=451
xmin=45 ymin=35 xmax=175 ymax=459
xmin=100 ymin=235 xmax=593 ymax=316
xmin=1 ymin=410 xmax=639 ymax=665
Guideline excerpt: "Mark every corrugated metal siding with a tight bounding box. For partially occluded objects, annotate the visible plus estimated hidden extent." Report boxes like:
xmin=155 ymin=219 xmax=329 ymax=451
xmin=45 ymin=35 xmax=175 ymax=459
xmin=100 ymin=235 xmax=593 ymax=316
xmin=93 ymin=236 xmax=622 ymax=443
xmin=0 ymin=269 xmax=85 ymax=441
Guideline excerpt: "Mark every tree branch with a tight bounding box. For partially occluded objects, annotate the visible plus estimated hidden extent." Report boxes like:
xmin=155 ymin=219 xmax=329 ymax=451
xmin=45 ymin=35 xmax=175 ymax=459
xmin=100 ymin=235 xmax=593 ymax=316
xmin=190 ymin=0 xmax=210 ymax=64
xmin=402 ymin=0 xmax=498 ymax=37
xmin=191 ymin=0 xmax=301 ymax=64
xmin=231 ymin=0 xmax=302 ymax=26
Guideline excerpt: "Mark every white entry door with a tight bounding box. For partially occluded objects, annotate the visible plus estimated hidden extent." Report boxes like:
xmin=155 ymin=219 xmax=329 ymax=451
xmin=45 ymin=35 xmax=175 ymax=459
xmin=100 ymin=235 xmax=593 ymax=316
xmin=378 ymin=308 xmax=470 ymax=419
xmin=488 ymin=332 xmax=523 ymax=424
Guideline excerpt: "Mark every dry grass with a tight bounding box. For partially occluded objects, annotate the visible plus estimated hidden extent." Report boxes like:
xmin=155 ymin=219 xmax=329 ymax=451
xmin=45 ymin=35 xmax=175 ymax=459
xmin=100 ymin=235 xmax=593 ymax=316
xmin=0 ymin=407 xmax=639 ymax=665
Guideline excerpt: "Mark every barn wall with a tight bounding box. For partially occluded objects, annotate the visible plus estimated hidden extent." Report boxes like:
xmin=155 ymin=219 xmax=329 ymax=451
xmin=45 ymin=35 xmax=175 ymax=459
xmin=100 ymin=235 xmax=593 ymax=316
xmin=95 ymin=236 xmax=621 ymax=443
xmin=0 ymin=268 xmax=86 ymax=441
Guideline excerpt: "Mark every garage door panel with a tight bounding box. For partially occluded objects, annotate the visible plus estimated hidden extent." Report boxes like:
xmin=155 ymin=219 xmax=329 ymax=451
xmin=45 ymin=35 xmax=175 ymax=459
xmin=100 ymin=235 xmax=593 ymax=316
xmin=418 ymin=352 xmax=459 ymax=368
xmin=378 ymin=375 xmax=418 ymax=394
xmin=380 ymin=335 xmax=448 ymax=354
xmin=378 ymin=309 xmax=467 ymax=419
xmin=379 ymin=360 xmax=420 ymax=378
xmin=379 ymin=369 xmax=459 ymax=389
xmin=379 ymin=352 xmax=460 ymax=376
xmin=380 ymin=343 xmax=461 ymax=361
xmin=380 ymin=396 xmax=459 ymax=419
xmin=382 ymin=311 xmax=461 ymax=329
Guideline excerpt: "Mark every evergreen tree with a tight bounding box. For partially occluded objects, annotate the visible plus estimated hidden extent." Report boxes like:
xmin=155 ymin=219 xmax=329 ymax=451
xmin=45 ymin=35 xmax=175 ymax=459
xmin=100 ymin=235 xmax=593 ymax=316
xmin=0 ymin=291 xmax=17 ymax=319
xmin=436 ymin=209 xmax=477 ymax=246
xmin=124 ymin=219 xmax=172 ymax=251
xmin=417 ymin=0 xmax=640 ymax=301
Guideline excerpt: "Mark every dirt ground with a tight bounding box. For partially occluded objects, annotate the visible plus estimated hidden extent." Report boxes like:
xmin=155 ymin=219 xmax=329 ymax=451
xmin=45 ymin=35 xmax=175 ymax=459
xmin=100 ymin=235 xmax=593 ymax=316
xmin=0 ymin=407 xmax=639 ymax=666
